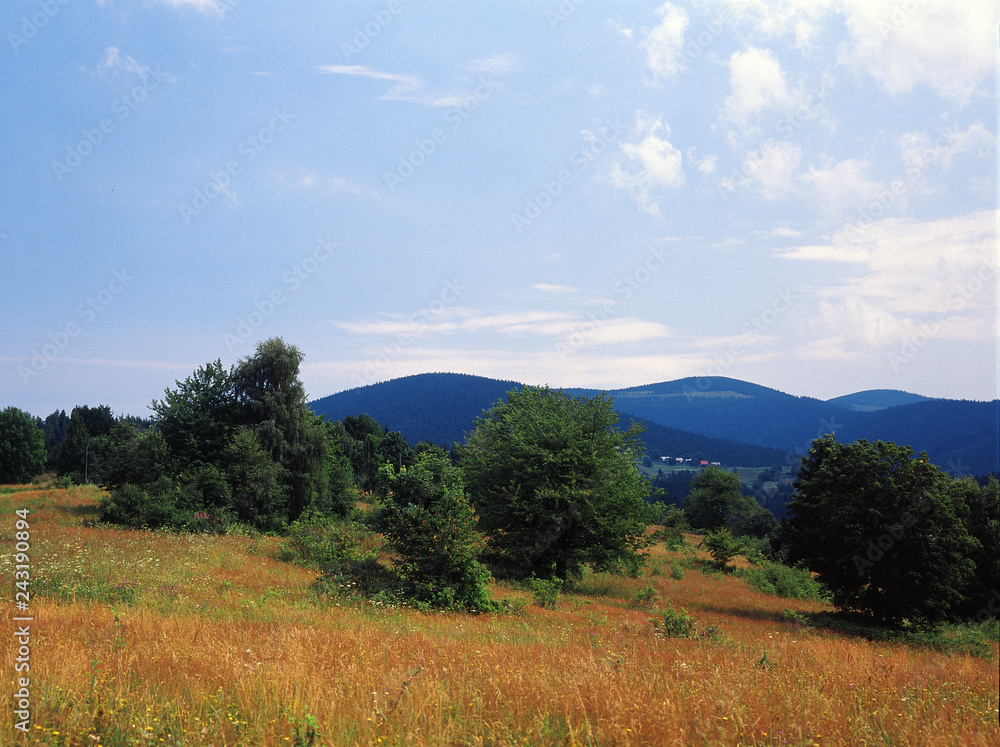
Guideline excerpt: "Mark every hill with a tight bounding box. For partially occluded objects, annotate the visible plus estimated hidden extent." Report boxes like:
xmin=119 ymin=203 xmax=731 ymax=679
xmin=310 ymin=373 xmax=789 ymax=466
xmin=826 ymin=389 xmax=933 ymax=411
xmin=310 ymin=372 xmax=524 ymax=446
xmin=309 ymin=373 xmax=999 ymax=475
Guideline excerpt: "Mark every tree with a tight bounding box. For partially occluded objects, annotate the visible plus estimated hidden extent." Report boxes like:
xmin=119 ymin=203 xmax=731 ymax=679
xmin=783 ymin=434 xmax=976 ymax=628
xmin=232 ymin=338 xmax=329 ymax=521
xmin=376 ymin=451 xmax=495 ymax=611
xmin=150 ymin=359 xmax=237 ymax=473
xmin=0 ymin=407 xmax=46 ymax=483
xmin=225 ymin=426 xmax=287 ymax=531
xmin=461 ymin=386 xmax=658 ymax=581
xmin=950 ymin=476 xmax=1000 ymax=622
xmin=683 ymin=465 xmax=756 ymax=531
xmin=703 ymin=526 xmax=739 ymax=570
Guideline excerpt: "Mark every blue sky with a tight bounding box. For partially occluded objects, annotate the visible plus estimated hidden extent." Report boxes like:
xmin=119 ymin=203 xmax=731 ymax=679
xmin=2 ymin=0 xmax=997 ymax=418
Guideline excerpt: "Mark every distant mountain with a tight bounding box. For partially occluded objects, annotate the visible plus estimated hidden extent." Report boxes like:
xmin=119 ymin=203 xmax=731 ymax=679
xmin=570 ymin=377 xmax=997 ymax=476
xmin=826 ymin=389 xmax=933 ymax=412
xmin=310 ymin=373 xmax=523 ymax=446
xmin=308 ymin=373 xmax=999 ymax=476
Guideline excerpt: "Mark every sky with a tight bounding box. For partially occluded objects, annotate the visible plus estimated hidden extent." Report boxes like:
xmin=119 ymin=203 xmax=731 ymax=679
xmin=1 ymin=0 xmax=998 ymax=419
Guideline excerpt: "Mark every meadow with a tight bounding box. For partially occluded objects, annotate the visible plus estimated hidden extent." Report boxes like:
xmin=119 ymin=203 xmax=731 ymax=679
xmin=1 ymin=484 xmax=997 ymax=746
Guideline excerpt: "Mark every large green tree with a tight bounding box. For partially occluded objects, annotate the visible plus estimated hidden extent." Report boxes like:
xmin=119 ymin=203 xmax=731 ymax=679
xmin=0 ymin=407 xmax=46 ymax=483
xmin=150 ymin=359 xmax=237 ymax=473
xmin=783 ymin=434 xmax=977 ymax=627
xmin=684 ymin=465 xmax=757 ymax=531
xmin=461 ymin=386 xmax=658 ymax=581
xmin=232 ymin=338 xmax=328 ymax=522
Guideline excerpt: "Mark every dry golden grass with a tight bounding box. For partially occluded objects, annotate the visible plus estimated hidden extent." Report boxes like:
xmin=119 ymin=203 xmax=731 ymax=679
xmin=1 ymin=486 xmax=997 ymax=746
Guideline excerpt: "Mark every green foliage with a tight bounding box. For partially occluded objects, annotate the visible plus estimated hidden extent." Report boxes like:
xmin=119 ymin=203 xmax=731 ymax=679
xmin=0 ymin=406 xmax=46 ymax=483
xmin=525 ymin=576 xmax=563 ymax=609
xmin=233 ymin=338 xmax=329 ymax=522
xmin=683 ymin=465 xmax=757 ymax=531
xmin=653 ymin=606 xmax=696 ymax=638
xmin=150 ymin=359 xmax=237 ymax=472
xmin=783 ymin=434 xmax=977 ymax=628
xmin=280 ymin=514 xmax=380 ymax=572
xmin=99 ymin=478 xmax=184 ymax=529
xmin=462 ymin=386 xmax=658 ymax=582
xmin=703 ymin=526 xmax=740 ymax=570
xmin=376 ymin=452 xmax=497 ymax=612
xmin=739 ymin=562 xmax=829 ymax=601
xmin=669 ymin=562 xmax=685 ymax=581
xmin=950 ymin=476 xmax=1000 ymax=622
xmin=225 ymin=426 xmax=288 ymax=532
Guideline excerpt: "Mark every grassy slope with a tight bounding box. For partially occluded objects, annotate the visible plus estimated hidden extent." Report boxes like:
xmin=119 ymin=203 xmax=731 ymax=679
xmin=1 ymin=485 xmax=997 ymax=746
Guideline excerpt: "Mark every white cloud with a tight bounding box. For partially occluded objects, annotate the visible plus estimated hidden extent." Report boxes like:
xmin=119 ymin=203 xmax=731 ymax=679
xmin=469 ymin=52 xmax=523 ymax=74
xmin=740 ymin=140 xmax=802 ymax=200
xmin=611 ymin=112 xmax=685 ymax=215
xmin=641 ymin=2 xmax=690 ymax=82
xmin=532 ymin=284 xmax=581 ymax=294
xmin=316 ymin=65 xmax=488 ymax=107
xmin=88 ymin=47 xmax=162 ymax=80
xmin=836 ymin=0 xmax=1000 ymax=104
xmin=897 ymin=122 xmax=995 ymax=174
xmin=780 ymin=210 xmax=999 ymax=359
xmin=800 ymin=158 xmax=888 ymax=223
xmin=723 ymin=47 xmax=794 ymax=130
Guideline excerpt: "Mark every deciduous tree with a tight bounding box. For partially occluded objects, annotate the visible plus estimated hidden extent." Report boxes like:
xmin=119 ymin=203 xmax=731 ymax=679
xmin=462 ymin=386 xmax=657 ymax=581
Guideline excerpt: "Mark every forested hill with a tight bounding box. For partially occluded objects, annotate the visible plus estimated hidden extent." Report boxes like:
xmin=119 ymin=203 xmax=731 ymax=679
xmin=309 ymin=373 xmax=789 ymax=466
xmin=309 ymin=373 xmax=524 ymax=446
xmin=569 ymin=377 xmax=999 ymax=476
xmin=310 ymin=373 xmax=999 ymax=475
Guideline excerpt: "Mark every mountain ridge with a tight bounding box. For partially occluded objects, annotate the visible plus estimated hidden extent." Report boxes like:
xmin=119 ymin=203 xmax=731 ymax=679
xmin=309 ymin=373 xmax=999 ymax=475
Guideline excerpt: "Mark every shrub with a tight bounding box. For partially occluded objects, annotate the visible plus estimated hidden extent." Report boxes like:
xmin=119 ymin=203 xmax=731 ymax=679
xmin=526 ymin=576 xmax=563 ymax=609
xmin=377 ymin=453 xmax=498 ymax=613
xmin=703 ymin=527 xmax=740 ymax=570
xmin=740 ymin=562 xmax=829 ymax=601
xmin=654 ymin=606 xmax=696 ymax=638
xmin=670 ymin=562 xmax=685 ymax=580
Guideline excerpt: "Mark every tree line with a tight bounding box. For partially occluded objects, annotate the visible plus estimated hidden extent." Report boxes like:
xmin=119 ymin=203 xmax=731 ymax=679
xmin=1 ymin=339 xmax=996 ymax=628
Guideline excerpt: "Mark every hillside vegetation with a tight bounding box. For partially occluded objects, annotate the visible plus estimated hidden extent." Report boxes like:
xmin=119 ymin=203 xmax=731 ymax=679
xmin=2 ymin=484 xmax=997 ymax=746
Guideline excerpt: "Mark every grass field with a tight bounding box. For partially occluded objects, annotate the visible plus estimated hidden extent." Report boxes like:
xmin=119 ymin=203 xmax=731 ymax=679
xmin=2 ymin=484 xmax=998 ymax=746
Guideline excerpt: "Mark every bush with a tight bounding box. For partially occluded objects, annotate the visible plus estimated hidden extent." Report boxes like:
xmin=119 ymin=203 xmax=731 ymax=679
xmin=703 ymin=527 xmax=740 ymax=570
xmin=654 ymin=606 xmax=696 ymax=638
xmin=377 ymin=453 xmax=498 ymax=613
xmin=670 ymin=562 xmax=684 ymax=581
xmin=280 ymin=515 xmax=379 ymax=572
xmin=526 ymin=576 xmax=563 ymax=609
xmin=740 ymin=562 xmax=829 ymax=601
xmin=99 ymin=478 xmax=183 ymax=529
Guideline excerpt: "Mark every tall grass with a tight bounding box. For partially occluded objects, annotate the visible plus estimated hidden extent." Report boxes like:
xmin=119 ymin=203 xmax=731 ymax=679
xmin=1 ymin=487 xmax=997 ymax=745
